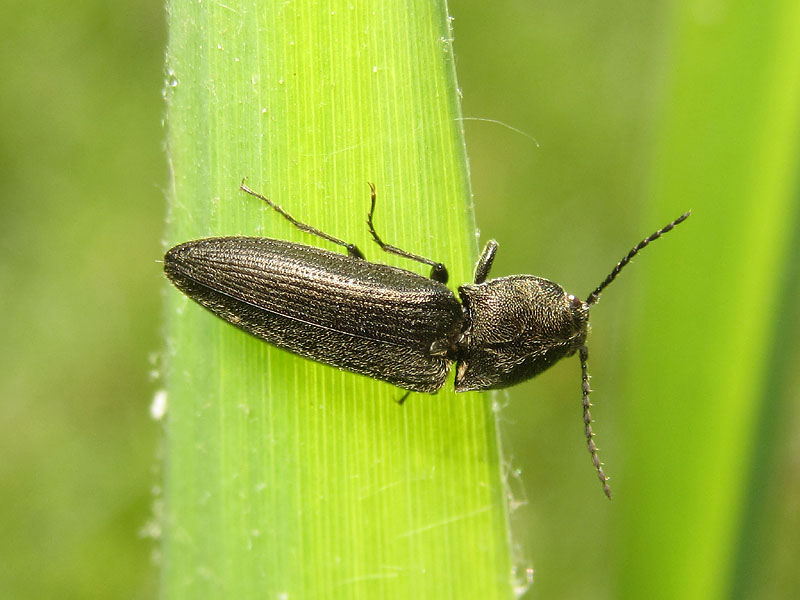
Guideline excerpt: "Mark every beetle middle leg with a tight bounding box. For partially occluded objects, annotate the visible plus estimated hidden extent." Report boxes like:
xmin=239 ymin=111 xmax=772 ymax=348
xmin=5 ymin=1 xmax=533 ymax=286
xmin=366 ymin=183 xmax=449 ymax=283
xmin=240 ymin=180 xmax=365 ymax=259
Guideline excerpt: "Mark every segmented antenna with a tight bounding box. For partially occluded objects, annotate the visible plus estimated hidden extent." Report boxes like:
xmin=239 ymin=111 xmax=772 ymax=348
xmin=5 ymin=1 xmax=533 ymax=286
xmin=585 ymin=211 xmax=691 ymax=306
xmin=579 ymin=211 xmax=689 ymax=498
xmin=580 ymin=346 xmax=612 ymax=499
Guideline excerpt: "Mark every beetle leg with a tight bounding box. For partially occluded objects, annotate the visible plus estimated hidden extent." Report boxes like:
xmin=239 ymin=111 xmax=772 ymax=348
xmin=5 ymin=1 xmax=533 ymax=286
xmin=366 ymin=183 xmax=449 ymax=284
xmin=240 ymin=180 xmax=365 ymax=259
xmin=473 ymin=240 xmax=498 ymax=284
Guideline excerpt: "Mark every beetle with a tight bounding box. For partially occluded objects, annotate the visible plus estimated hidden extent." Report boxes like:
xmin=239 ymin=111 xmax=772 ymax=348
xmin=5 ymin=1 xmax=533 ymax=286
xmin=164 ymin=181 xmax=690 ymax=497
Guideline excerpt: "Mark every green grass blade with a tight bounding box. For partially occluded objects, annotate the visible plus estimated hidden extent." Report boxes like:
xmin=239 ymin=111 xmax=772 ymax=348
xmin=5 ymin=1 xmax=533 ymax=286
xmin=616 ymin=1 xmax=800 ymax=598
xmin=162 ymin=1 xmax=514 ymax=598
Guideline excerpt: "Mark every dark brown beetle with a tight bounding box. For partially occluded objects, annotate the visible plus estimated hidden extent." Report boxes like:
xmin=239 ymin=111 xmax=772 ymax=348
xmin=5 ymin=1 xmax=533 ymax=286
xmin=165 ymin=181 xmax=689 ymax=497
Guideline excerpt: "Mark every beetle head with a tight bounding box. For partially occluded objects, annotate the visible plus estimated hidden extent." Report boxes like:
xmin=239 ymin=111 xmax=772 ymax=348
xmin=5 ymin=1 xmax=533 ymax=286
xmin=455 ymin=276 xmax=589 ymax=392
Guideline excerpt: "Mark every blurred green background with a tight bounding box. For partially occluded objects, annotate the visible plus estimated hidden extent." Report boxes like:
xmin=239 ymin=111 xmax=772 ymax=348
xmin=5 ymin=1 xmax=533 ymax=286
xmin=2 ymin=0 xmax=798 ymax=599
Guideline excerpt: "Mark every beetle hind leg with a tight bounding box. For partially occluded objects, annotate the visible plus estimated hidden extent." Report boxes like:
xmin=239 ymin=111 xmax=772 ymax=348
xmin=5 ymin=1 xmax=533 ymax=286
xmin=240 ymin=180 xmax=365 ymax=259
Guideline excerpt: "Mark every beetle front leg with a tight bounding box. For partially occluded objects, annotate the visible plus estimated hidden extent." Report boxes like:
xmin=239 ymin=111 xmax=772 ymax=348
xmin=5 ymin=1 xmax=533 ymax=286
xmin=473 ymin=240 xmax=498 ymax=284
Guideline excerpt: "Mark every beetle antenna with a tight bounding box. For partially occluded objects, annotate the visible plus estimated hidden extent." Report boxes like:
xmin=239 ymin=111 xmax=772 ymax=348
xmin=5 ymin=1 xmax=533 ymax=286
xmin=585 ymin=211 xmax=691 ymax=306
xmin=580 ymin=346 xmax=612 ymax=499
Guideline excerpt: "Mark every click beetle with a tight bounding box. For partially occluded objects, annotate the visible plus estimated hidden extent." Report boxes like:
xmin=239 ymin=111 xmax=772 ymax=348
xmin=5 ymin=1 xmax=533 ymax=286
xmin=164 ymin=181 xmax=690 ymax=497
